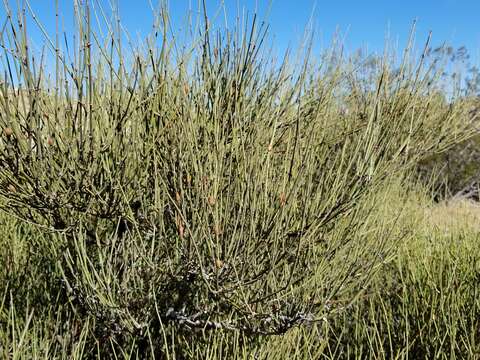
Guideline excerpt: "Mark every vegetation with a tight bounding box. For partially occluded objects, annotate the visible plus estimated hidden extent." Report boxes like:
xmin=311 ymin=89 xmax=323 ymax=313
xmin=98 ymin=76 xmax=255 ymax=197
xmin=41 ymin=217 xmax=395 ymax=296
xmin=0 ymin=1 xmax=479 ymax=358
xmin=417 ymin=130 xmax=480 ymax=200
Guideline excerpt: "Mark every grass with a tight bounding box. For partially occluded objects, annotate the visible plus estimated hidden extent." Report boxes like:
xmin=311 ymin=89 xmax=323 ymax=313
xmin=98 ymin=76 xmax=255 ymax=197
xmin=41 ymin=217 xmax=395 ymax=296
xmin=1 ymin=0 xmax=479 ymax=358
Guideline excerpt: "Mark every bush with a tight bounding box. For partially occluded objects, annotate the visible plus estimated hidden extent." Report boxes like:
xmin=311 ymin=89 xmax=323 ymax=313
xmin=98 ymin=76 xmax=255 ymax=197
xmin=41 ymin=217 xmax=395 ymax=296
xmin=0 ymin=1 xmax=474 ymax=358
xmin=417 ymin=97 xmax=480 ymax=200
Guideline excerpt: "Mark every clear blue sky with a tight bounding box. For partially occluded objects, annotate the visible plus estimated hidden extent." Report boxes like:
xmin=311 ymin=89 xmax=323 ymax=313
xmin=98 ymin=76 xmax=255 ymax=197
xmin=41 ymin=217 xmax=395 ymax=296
xmin=1 ymin=0 xmax=479 ymax=64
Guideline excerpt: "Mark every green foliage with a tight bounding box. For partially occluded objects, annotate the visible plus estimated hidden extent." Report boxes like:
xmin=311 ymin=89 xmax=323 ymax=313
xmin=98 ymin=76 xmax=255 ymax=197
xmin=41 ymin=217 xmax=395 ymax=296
xmin=323 ymin=208 xmax=480 ymax=359
xmin=0 ymin=1 xmax=477 ymax=358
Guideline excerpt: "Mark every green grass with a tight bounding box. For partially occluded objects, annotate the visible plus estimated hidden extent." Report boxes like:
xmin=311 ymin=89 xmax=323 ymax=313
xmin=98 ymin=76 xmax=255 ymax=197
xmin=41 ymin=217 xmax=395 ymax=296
xmin=0 ymin=0 xmax=479 ymax=358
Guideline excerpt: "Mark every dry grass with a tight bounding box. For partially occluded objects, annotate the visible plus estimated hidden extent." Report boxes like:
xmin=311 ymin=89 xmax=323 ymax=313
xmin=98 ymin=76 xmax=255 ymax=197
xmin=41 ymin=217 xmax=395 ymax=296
xmin=425 ymin=198 xmax=480 ymax=233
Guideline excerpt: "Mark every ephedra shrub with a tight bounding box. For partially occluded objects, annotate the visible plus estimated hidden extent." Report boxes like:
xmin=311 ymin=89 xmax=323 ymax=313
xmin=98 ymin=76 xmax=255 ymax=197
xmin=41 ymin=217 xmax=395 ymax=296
xmin=0 ymin=1 xmax=474 ymax=357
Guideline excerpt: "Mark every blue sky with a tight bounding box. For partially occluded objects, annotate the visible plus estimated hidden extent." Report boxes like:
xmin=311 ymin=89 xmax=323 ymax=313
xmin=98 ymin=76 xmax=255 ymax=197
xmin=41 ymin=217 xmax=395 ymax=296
xmin=1 ymin=0 xmax=479 ymax=64
xmin=172 ymin=0 xmax=480 ymax=60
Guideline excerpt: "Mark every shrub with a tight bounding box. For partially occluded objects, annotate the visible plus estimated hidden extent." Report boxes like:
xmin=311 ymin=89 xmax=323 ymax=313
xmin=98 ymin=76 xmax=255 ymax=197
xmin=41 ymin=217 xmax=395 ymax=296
xmin=0 ymin=1 xmax=473 ymax=357
xmin=416 ymin=96 xmax=480 ymax=201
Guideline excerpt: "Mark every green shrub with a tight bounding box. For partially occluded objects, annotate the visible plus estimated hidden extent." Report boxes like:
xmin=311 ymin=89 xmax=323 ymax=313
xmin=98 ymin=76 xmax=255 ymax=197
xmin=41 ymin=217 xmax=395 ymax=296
xmin=323 ymin=212 xmax=480 ymax=359
xmin=0 ymin=1 xmax=474 ymax=358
